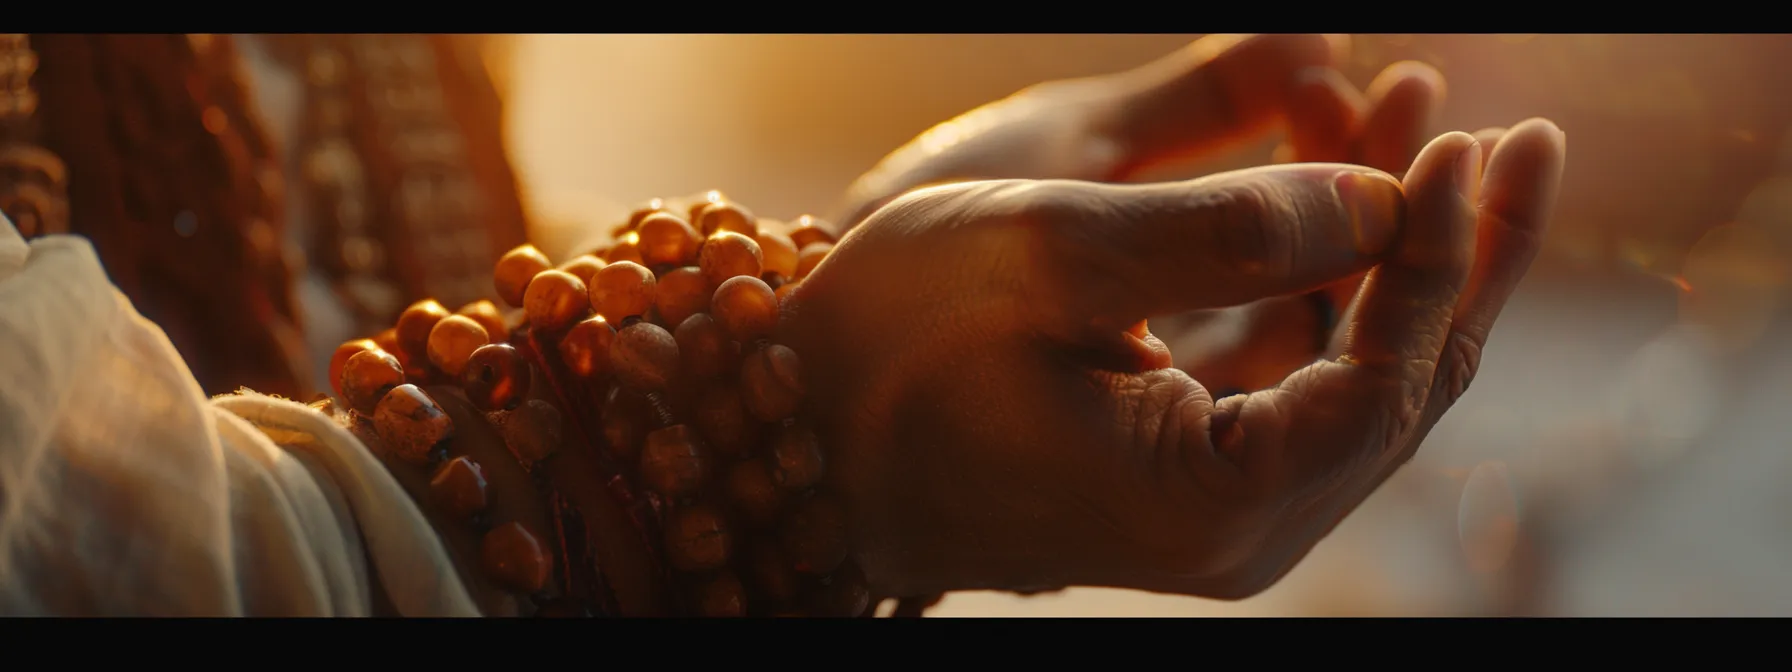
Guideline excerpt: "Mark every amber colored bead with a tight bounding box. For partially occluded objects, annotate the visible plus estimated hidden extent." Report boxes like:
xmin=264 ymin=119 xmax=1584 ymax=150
xmin=341 ymin=349 xmax=405 ymax=415
xmin=502 ymin=398 xmax=563 ymax=465
xmin=396 ymin=299 xmax=451 ymax=363
xmin=812 ymin=560 xmax=871 ymax=617
xmin=725 ymin=457 xmax=784 ymax=527
xmin=741 ymin=344 xmax=805 ymax=422
xmin=558 ymin=316 xmax=616 ymax=380
xmin=711 ymin=276 xmax=778 ymax=344
xmin=695 ymin=571 xmax=747 ymax=617
xmin=756 ymin=230 xmax=799 ymax=280
xmin=696 ymin=201 xmax=758 ymax=238
xmin=638 ymin=213 xmax=702 ymax=267
xmin=653 ymin=267 xmax=709 ymax=330
xmin=604 ymin=232 xmax=646 ymax=266
xmin=782 ymin=492 xmax=849 ymax=575
xmin=788 ymin=215 xmax=837 ymax=249
xmin=589 ymin=261 xmax=657 ymax=324
xmin=429 ymin=456 xmax=490 ymax=520
xmin=523 ymin=269 xmax=591 ymax=332
xmin=774 ymin=281 xmax=801 ymax=303
xmin=610 ymin=322 xmax=681 ymax=392
xmin=494 ymin=244 xmax=553 ymax=308
xmin=698 ymin=232 xmax=763 ymax=290
xmin=372 ymin=384 xmax=455 ymax=466
xmin=426 ymin=315 xmax=490 ymax=378
xmin=692 ymin=382 xmax=756 ymax=457
xmin=688 ymin=190 xmax=728 ymax=223
xmin=481 ymin=522 xmax=552 ymax=594
xmin=769 ymin=423 xmax=825 ymax=491
xmin=455 ymin=300 xmax=509 ymax=344
xmin=674 ymin=313 xmax=736 ymax=382
xmin=601 ymin=388 xmax=650 ymax=462
xmin=746 ymin=540 xmax=799 ymax=605
xmin=372 ymin=327 xmax=401 ymax=358
xmin=626 ymin=198 xmax=668 ymax=230
xmin=329 ymin=339 xmax=379 ymax=400
xmin=461 ymin=343 xmax=532 ymax=412
xmin=796 ymin=241 xmax=833 ymax=280
xmin=639 ymin=424 xmax=709 ymax=499
xmin=557 ymin=254 xmax=607 ymax=286
xmin=663 ymin=504 xmax=732 ymax=572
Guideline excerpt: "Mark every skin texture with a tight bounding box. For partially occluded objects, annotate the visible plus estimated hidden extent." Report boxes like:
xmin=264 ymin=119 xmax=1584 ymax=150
xmin=783 ymin=121 xmax=1564 ymax=600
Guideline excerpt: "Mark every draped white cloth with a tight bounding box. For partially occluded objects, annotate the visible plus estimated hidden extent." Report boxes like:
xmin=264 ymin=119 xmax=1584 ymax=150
xmin=0 ymin=214 xmax=478 ymax=616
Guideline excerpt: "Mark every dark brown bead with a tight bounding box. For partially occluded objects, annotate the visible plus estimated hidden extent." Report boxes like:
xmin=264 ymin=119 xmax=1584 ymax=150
xmin=711 ymin=276 xmax=778 ymax=344
xmin=372 ymin=384 xmax=455 ymax=466
xmin=696 ymin=201 xmax=758 ymax=238
xmin=462 ymin=344 xmax=532 ymax=412
xmin=502 ymin=399 xmax=563 ymax=465
xmin=639 ymin=425 xmax=709 ymax=499
xmin=769 ymin=423 xmax=825 ymax=491
xmin=396 ymin=299 xmax=451 ymax=363
xmin=523 ymin=270 xmax=591 ymax=332
xmin=782 ymin=492 xmax=849 ymax=575
xmin=638 ymin=212 xmax=702 ymax=267
xmin=604 ymin=233 xmax=646 ymax=266
xmin=495 ymin=245 xmax=553 ymax=308
xmin=788 ymin=214 xmax=837 ymax=249
xmin=653 ymin=267 xmax=709 ymax=330
xmin=601 ymin=388 xmax=651 ymax=462
xmin=746 ymin=540 xmax=799 ymax=605
xmin=590 ymin=261 xmax=658 ymax=324
xmin=695 ymin=571 xmax=747 ymax=617
xmin=329 ymin=339 xmax=379 ymax=400
xmin=663 ymin=504 xmax=732 ymax=573
xmin=811 ymin=560 xmax=871 ymax=617
xmin=429 ymin=456 xmax=490 ymax=520
xmin=693 ymin=382 xmax=756 ymax=457
xmin=481 ymin=522 xmax=552 ymax=594
xmin=533 ymin=598 xmax=591 ymax=618
xmin=341 ymin=349 xmax=405 ymax=415
xmin=610 ymin=322 xmax=681 ymax=392
xmin=558 ymin=316 xmax=617 ymax=380
xmin=740 ymin=344 xmax=805 ymax=422
xmin=796 ymin=241 xmax=834 ymax=279
xmin=557 ymin=254 xmax=607 ymax=286
xmin=455 ymin=299 xmax=509 ymax=344
xmin=427 ymin=315 xmax=490 ymax=378
xmin=756 ymin=230 xmax=799 ymax=280
xmin=674 ymin=313 xmax=736 ymax=381
xmin=697 ymin=231 xmax=763 ymax=290
xmin=725 ymin=457 xmax=784 ymax=527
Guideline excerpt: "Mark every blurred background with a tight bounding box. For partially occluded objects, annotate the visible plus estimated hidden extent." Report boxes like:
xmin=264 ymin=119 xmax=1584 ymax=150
xmin=494 ymin=34 xmax=1792 ymax=616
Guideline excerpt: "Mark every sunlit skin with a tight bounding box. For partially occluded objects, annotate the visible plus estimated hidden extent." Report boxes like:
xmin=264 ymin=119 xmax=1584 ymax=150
xmin=352 ymin=34 xmax=1566 ymax=611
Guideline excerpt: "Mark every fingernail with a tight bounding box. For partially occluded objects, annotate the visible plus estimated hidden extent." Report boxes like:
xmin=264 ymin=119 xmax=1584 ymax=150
xmin=1332 ymin=170 xmax=1405 ymax=255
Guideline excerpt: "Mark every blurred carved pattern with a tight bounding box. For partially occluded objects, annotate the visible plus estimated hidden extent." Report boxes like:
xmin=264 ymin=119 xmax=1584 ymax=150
xmin=0 ymin=35 xmax=69 ymax=239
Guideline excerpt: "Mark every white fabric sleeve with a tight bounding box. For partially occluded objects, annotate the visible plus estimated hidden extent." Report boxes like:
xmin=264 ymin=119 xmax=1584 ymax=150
xmin=0 ymin=214 xmax=479 ymax=617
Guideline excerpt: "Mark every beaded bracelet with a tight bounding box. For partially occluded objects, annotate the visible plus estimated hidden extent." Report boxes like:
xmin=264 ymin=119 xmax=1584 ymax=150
xmin=325 ymin=193 xmax=908 ymax=617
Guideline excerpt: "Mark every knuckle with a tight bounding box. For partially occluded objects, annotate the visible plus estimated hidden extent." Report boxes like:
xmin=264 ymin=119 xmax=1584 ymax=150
xmin=1209 ymin=180 xmax=1302 ymax=280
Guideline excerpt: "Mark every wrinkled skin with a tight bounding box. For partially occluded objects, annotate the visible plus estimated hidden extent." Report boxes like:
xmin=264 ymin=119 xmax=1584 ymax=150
xmin=785 ymin=120 xmax=1564 ymax=599
xmin=836 ymin=34 xmax=1455 ymax=396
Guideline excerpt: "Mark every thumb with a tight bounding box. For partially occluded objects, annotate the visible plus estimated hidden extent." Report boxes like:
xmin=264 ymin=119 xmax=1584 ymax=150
xmin=1040 ymin=163 xmax=1406 ymax=331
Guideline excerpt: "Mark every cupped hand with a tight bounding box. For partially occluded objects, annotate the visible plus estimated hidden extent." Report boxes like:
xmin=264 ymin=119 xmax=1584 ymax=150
xmin=779 ymin=120 xmax=1566 ymax=599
